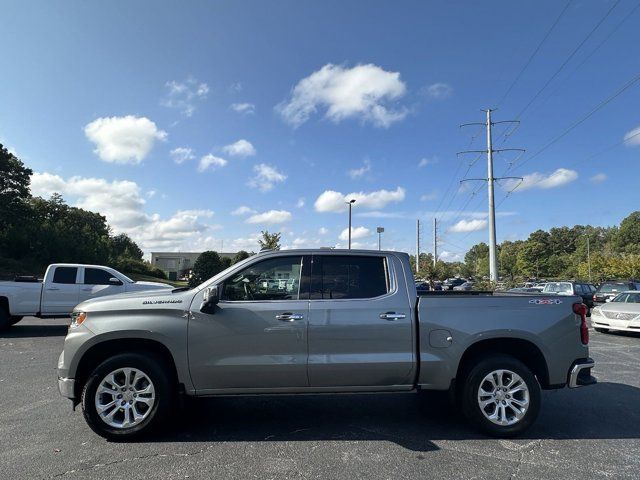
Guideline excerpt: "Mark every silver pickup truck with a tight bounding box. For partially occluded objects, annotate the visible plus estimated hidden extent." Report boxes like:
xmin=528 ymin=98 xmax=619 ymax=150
xmin=57 ymin=249 xmax=595 ymax=440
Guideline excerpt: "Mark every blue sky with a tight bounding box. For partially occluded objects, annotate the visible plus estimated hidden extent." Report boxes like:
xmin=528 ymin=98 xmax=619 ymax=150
xmin=1 ymin=0 xmax=639 ymax=259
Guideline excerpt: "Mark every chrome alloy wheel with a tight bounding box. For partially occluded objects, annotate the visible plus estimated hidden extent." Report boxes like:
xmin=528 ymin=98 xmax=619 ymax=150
xmin=477 ymin=369 xmax=530 ymax=426
xmin=94 ymin=368 xmax=156 ymax=429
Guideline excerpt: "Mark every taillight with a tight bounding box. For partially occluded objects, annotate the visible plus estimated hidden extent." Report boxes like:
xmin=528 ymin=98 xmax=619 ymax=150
xmin=593 ymin=294 xmax=597 ymax=301
xmin=573 ymin=302 xmax=589 ymax=345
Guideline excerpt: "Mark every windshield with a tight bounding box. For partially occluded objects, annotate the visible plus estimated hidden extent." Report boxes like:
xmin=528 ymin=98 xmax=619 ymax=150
xmin=543 ymin=282 xmax=572 ymax=293
xmin=599 ymin=283 xmax=627 ymax=293
xmin=120 ymin=273 xmax=134 ymax=283
xmin=612 ymin=292 xmax=640 ymax=303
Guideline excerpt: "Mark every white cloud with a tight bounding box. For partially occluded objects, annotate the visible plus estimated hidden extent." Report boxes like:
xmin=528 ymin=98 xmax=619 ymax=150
xmin=161 ymin=78 xmax=209 ymax=116
xmin=248 ymin=163 xmax=287 ymax=192
xmin=439 ymin=250 xmax=463 ymax=261
xmin=314 ymin=187 xmax=405 ymax=213
xmin=170 ymin=147 xmax=195 ymax=164
xmin=296 ymin=198 xmax=305 ymax=208
xmin=421 ymin=83 xmax=453 ymax=99
xmin=84 ymin=116 xmax=167 ymax=164
xmin=198 ymin=154 xmax=228 ymax=172
xmin=418 ymin=157 xmax=437 ymax=168
xmin=590 ymin=173 xmax=607 ymax=183
xmin=146 ymin=190 xmax=157 ymax=198
xmin=348 ymin=159 xmax=371 ymax=179
xmin=231 ymin=205 xmax=256 ymax=216
xmin=318 ymin=227 xmax=329 ymax=235
xmin=449 ymin=219 xmax=487 ymax=233
xmin=339 ymin=226 xmax=371 ymax=241
xmin=230 ymin=103 xmax=256 ymax=115
xmin=245 ymin=209 xmax=292 ymax=225
xmin=30 ymin=172 xmax=217 ymax=251
xmin=277 ymin=63 xmax=407 ymax=128
xmin=222 ymin=139 xmax=256 ymax=158
xmin=420 ymin=191 xmax=437 ymax=201
xmin=502 ymin=168 xmax=578 ymax=192
xmin=624 ymin=125 xmax=640 ymax=146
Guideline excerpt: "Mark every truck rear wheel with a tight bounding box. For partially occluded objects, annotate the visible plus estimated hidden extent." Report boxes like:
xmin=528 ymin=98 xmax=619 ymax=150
xmin=460 ymin=354 xmax=541 ymax=437
xmin=0 ymin=308 xmax=10 ymax=330
xmin=81 ymin=352 xmax=174 ymax=440
xmin=9 ymin=316 xmax=23 ymax=326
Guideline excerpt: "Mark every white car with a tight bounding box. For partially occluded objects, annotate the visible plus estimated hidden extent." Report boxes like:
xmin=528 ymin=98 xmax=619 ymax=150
xmin=0 ymin=263 xmax=172 ymax=328
xmin=591 ymin=291 xmax=640 ymax=333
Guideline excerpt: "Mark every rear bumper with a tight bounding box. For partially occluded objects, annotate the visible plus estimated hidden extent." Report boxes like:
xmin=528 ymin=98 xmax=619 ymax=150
xmin=568 ymin=358 xmax=596 ymax=388
xmin=58 ymin=376 xmax=75 ymax=399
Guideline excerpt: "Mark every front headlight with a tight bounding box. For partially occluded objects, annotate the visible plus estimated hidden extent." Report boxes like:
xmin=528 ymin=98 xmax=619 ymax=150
xmin=69 ymin=311 xmax=87 ymax=329
xmin=591 ymin=307 xmax=601 ymax=317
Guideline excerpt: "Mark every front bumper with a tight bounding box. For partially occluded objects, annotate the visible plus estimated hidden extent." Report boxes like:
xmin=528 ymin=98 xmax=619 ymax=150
xmin=58 ymin=376 xmax=75 ymax=400
xmin=568 ymin=358 xmax=597 ymax=388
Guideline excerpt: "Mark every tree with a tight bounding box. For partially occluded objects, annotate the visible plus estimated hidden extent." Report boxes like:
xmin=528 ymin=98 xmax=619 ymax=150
xmin=189 ymin=251 xmax=224 ymax=288
xmin=499 ymin=240 xmax=521 ymax=280
xmin=258 ymin=230 xmax=281 ymax=250
xmin=221 ymin=256 xmax=232 ymax=269
xmin=110 ymin=233 xmax=144 ymax=261
xmin=616 ymin=211 xmax=640 ymax=254
xmin=0 ymin=143 xmax=32 ymax=230
xmin=232 ymin=250 xmax=251 ymax=264
xmin=465 ymin=242 xmax=489 ymax=278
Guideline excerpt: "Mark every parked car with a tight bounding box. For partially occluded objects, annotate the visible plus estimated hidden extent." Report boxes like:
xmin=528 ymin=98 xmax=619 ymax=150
xmin=591 ymin=291 xmax=640 ymax=333
xmin=0 ymin=264 xmax=172 ymax=328
xmin=542 ymin=281 xmax=596 ymax=309
xmin=442 ymin=277 xmax=467 ymax=290
xmin=58 ymin=249 xmax=595 ymax=440
xmin=593 ymin=281 xmax=640 ymax=305
xmin=415 ymin=281 xmax=430 ymax=295
xmin=453 ymin=281 xmax=474 ymax=291
xmin=508 ymin=287 xmax=542 ymax=293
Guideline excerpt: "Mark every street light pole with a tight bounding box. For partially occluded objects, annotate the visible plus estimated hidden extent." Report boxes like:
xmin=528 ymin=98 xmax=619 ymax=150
xmin=377 ymin=227 xmax=384 ymax=251
xmin=586 ymin=235 xmax=592 ymax=282
xmin=346 ymin=199 xmax=356 ymax=249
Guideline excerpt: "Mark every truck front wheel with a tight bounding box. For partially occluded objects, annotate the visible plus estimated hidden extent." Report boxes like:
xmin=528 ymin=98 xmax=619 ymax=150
xmin=460 ymin=354 xmax=541 ymax=437
xmin=81 ymin=353 xmax=174 ymax=440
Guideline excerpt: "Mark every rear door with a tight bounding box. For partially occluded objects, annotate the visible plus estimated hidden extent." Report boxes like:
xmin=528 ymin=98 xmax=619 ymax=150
xmin=40 ymin=266 xmax=80 ymax=315
xmin=307 ymin=253 xmax=415 ymax=388
xmin=78 ymin=267 xmax=126 ymax=303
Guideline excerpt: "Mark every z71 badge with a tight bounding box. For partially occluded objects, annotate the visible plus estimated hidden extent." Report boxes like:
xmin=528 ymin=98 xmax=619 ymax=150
xmin=529 ymin=298 xmax=563 ymax=305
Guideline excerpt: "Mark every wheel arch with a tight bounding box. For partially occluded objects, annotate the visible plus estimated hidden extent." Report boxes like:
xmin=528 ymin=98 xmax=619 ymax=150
xmin=73 ymin=338 xmax=180 ymax=400
xmin=456 ymin=337 xmax=551 ymax=389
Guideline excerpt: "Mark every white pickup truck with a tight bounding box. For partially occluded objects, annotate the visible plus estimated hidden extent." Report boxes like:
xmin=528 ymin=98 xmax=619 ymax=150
xmin=0 ymin=264 xmax=172 ymax=328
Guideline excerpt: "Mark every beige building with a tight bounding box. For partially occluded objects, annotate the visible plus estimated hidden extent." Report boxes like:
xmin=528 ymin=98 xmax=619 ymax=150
xmin=151 ymin=252 xmax=237 ymax=281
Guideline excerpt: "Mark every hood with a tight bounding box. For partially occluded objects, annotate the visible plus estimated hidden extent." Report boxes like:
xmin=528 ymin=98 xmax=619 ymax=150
xmin=598 ymin=302 xmax=640 ymax=315
xmin=132 ymin=280 xmax=174 ymax=289
xmin=75 ymin=287 xmax=193 ymax=312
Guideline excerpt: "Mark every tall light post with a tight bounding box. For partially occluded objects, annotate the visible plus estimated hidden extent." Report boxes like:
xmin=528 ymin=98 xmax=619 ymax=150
xmin=377 ymin=227 xmax=384 ymax=251
xmin=585 ymin=234 xmax=592 ymax=282
xmin=346 ymin=199 xmax=356 ymax=249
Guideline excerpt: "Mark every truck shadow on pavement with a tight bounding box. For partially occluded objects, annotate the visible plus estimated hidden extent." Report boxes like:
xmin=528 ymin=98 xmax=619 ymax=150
xmin=145 ymin=381 xmax=640 ymax=451
xmin=0 ymin=323 xmax=69 ymax=338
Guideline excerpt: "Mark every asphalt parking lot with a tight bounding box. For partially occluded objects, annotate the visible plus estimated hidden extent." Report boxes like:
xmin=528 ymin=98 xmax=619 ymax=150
xmin=1 ymin=317 xmax=639 ymax=480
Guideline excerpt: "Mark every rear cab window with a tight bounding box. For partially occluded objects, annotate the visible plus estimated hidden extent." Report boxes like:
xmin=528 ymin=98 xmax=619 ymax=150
xmin=52 ymin=267 xmax=78 ymax=284
xmin=310 ymin=255 xmax=389 ymax=300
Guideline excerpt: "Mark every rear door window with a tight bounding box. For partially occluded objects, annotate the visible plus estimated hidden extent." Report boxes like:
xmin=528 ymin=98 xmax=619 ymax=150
xmin=52 ymin=267 xmax=78 ymax=284
xmin=311 ymin=255 xmax=389 ymax=299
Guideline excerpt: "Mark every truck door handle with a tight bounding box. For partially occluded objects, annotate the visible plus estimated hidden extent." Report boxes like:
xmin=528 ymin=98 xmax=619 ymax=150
xmin=275 ymin=313 xmax=304 ymax=322
xmin=81 ymin=288 xmax=92 ymax=291
xmin=47 ymin=287 xmax=60 ymax=291
xmin=380 ymin=312 xmax=406 ymax=321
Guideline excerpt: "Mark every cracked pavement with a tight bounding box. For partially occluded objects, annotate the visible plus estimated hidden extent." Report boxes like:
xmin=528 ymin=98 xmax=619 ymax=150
xmin=1 ymin=317 xmax=639 ymax=479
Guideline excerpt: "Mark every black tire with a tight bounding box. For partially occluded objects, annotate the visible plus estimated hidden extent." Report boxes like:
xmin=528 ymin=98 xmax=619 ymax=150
xmin=0 ymin=308 xmax=10 ymax=330
xmin=459 ymin=354 xmax=541 ymax=438
xmin=81 ymin=352 xmax=174 ymax=440
xmin=9 ymin=316 xmax=23 ymax=326
xmin=594 ymin=327 xmax=609 ymax=333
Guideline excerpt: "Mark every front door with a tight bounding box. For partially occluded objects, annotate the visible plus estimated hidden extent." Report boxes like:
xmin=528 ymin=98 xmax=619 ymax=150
xmin=78 ymin=267 xmax=126 ymax=303
xmin=41 ymin=266 xmax=80 ymax=315
xmin=188 ymin=254 xmax=310 ymax=392
xmin=307 ymin=254 xmax=415 ymax=388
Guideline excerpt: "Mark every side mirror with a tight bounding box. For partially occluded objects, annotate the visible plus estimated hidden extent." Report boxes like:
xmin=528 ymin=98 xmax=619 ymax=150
xmin=109 ymin=277 xmax=123 ymax=286
xmin=200 ymin=285 xmax=219 ymax=314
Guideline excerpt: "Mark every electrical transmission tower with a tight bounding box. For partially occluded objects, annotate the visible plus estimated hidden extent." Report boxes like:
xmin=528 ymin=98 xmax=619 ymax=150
xmin=458 ymin=109 xmax=524 ymax=282
xmin=433 ymin=218 xmax=438 ymax=268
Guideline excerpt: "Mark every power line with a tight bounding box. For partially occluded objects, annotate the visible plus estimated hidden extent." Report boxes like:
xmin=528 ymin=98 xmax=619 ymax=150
xmin=496 ymin=0 xmax=573 ymax=107
xmin=515 ymin=0 xmax=621 ymax=119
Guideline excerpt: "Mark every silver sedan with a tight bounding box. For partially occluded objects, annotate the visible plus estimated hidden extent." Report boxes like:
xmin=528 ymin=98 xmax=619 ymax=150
xmin=591 ymin=291 xmax=640 ymax=333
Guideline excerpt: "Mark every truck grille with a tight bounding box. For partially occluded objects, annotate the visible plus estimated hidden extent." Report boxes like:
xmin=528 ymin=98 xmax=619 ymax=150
xmin=603 ymin=311 xmax=638 ymax=321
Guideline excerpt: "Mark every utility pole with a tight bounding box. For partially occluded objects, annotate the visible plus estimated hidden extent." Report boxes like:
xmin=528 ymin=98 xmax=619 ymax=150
xmin=433 ymin=218 xmax=438 ymax=267
xmin=586 ymin=235 xmax=592 ymax=282
xmin=346 ymin=199 xmax=356 ymax=249
xmin=377 ymin=227 xmax=384 ymax=251
xmin=458 ymin=109 xmax=524 ymax=283
xmin=416 ymin=219 xmax=420 ymax=275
